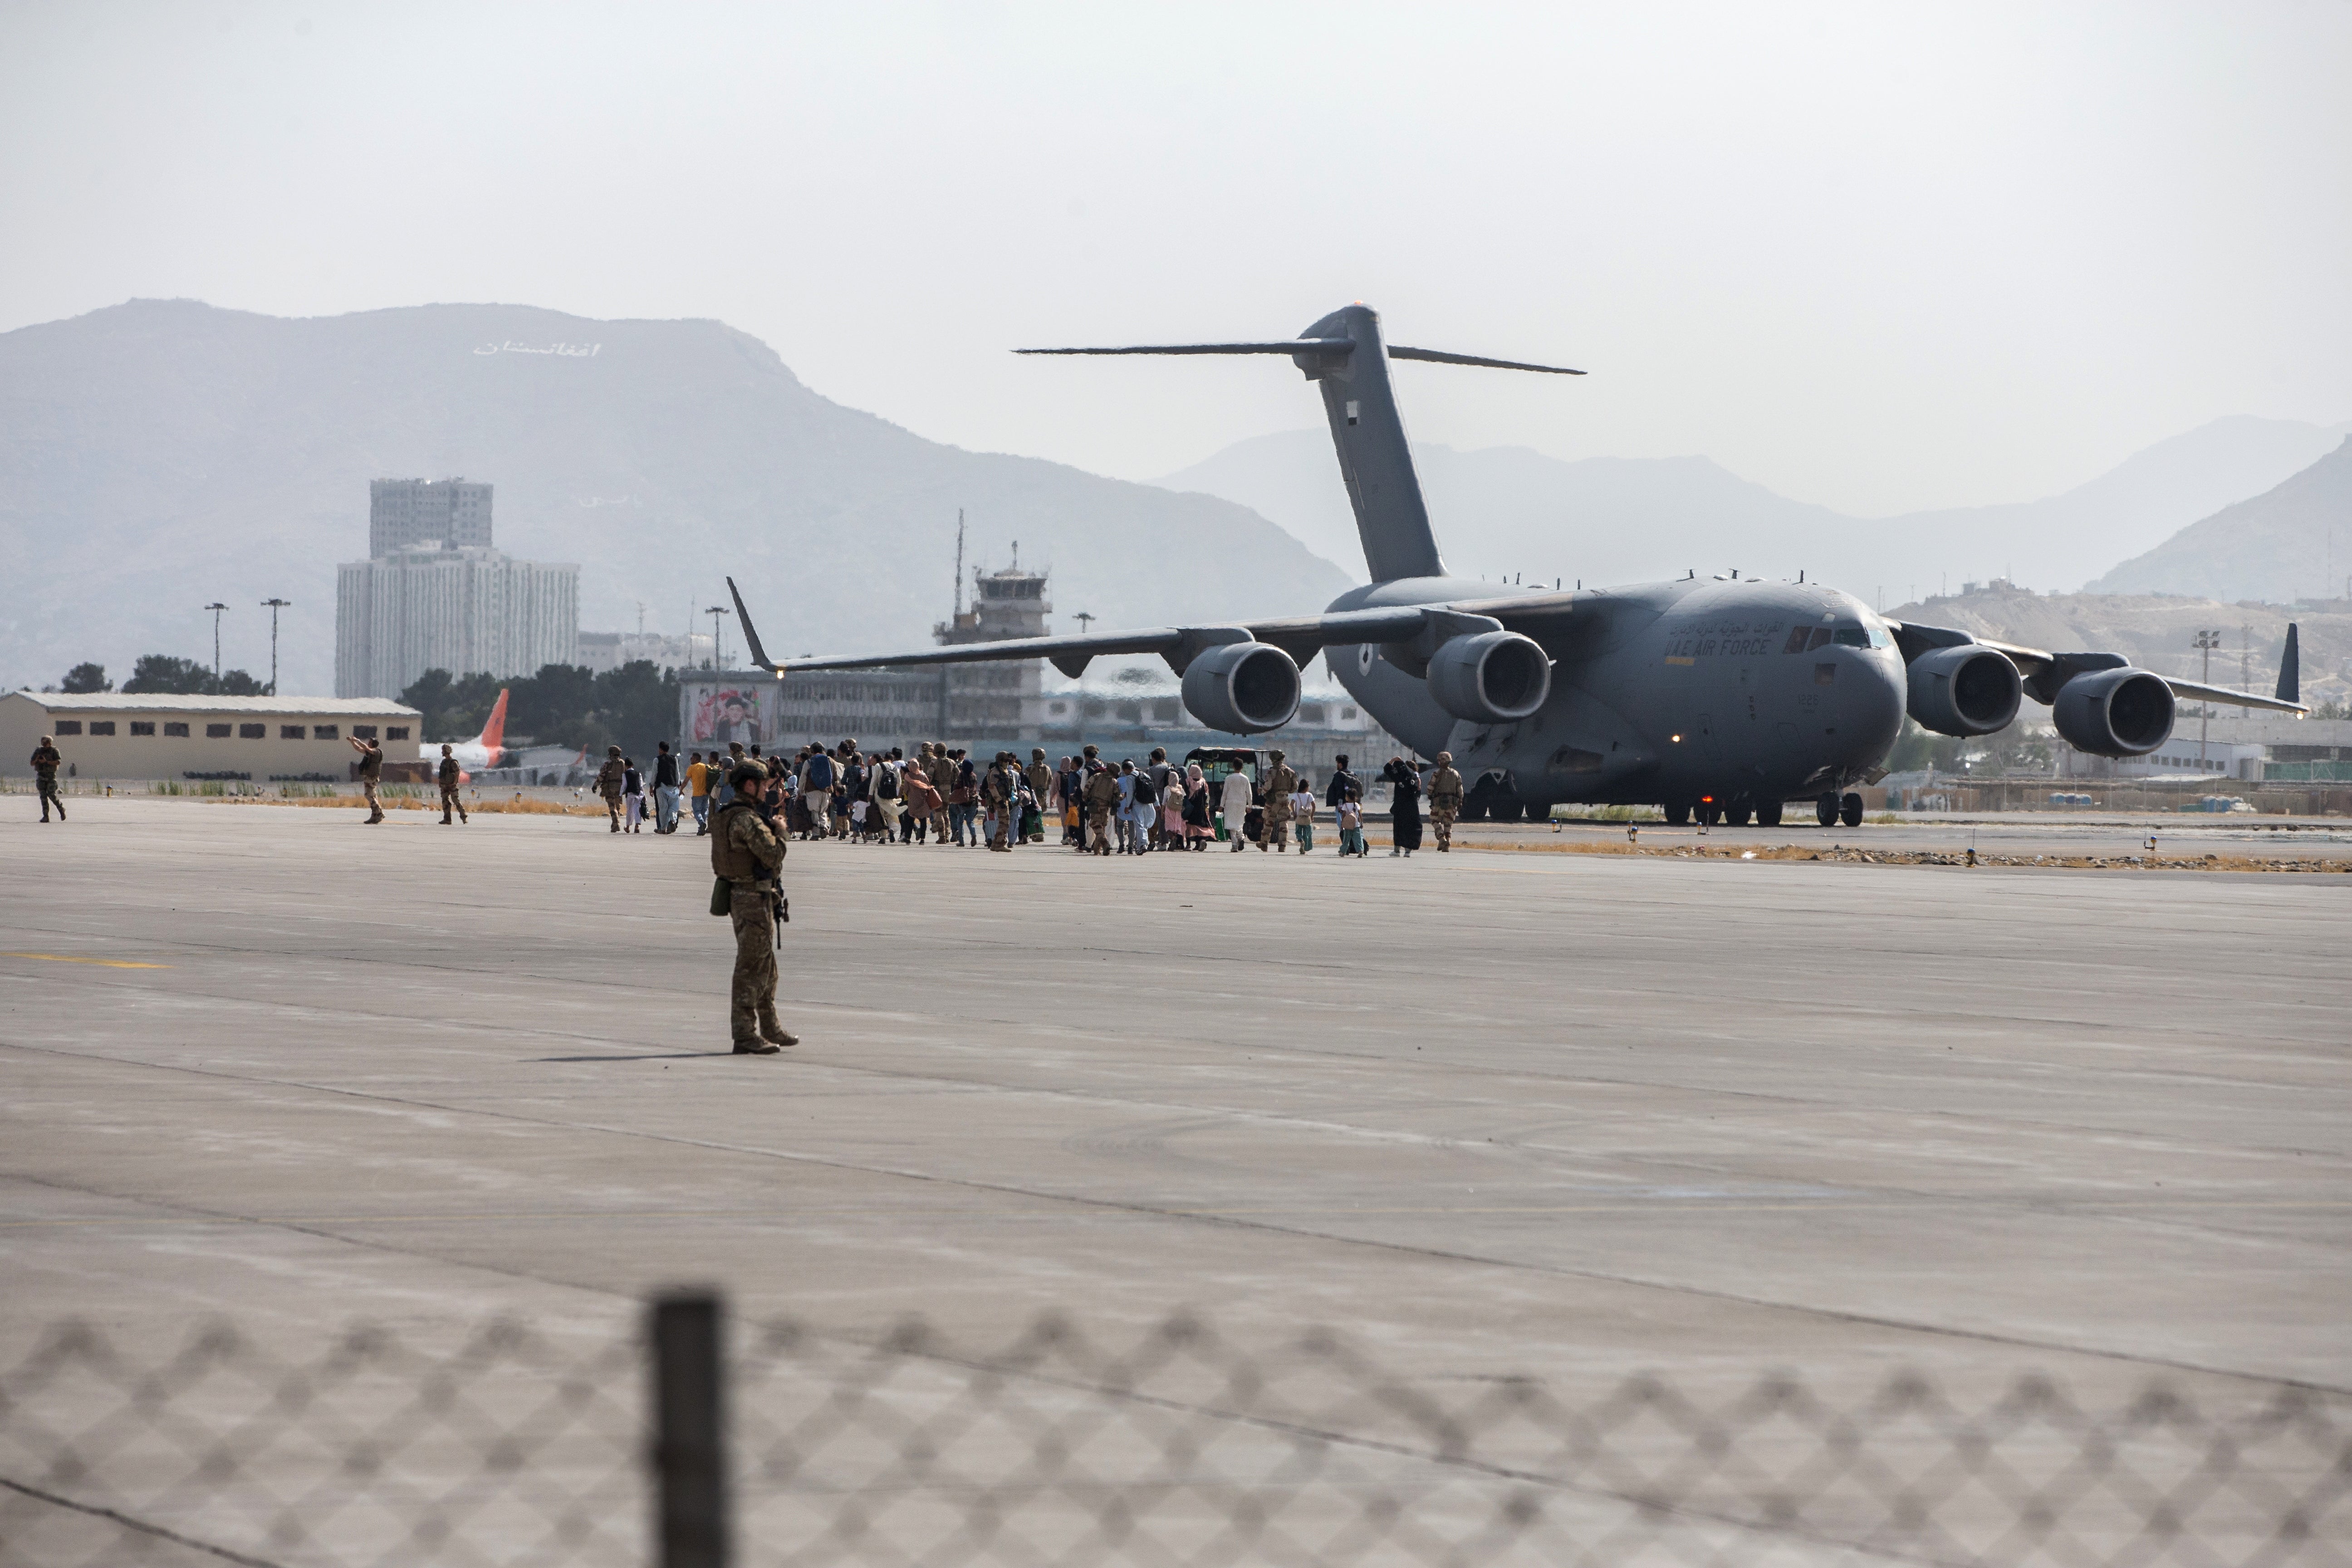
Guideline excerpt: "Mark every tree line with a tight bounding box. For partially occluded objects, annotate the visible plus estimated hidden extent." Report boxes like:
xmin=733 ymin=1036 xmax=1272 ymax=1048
xmin=48 ymin=657 xmax=270 ymax=695
xmin=399 ymin=662 xmax=681 ymax=761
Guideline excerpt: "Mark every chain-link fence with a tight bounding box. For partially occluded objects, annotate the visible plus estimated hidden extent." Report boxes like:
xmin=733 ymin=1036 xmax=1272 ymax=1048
xmin=3 ymin=1294 xmax=2345 ymax=1568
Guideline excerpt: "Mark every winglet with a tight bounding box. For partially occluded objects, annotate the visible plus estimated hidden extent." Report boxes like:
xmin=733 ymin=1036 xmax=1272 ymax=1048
xmin=726 ymin=577 xmax=776 ymax=672
xmin=2277 ymin=623 xmax=2299 ymax=707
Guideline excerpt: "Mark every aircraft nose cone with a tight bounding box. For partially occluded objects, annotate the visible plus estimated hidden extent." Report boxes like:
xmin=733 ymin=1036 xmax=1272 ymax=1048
xmin=1847 ymin=651 xmax=1906 ymax=766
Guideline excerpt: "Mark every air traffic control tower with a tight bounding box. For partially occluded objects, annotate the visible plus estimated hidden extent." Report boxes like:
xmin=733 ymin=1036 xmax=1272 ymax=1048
xmin=933 ymin=559 xmax=1051 ymax=735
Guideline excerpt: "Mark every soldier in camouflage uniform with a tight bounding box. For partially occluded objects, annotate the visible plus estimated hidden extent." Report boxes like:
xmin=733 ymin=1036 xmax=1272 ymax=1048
xmin=710 ymin=763 xmax=794 ymax=1053
xmin=1025 ymin=749 xmax=1054 ymax=843
xmin=1258 ymin=750 xmax=1298 ymax=852
xmin=924 ymin=742 xmax=956 ymax=846
xmin=1427 ymin=751 xmax=1464 ymax=852
xmin=30 ymin=735 xmax=65 ymax=822
xmin=594 ymin=745 xmax=626 ymax=832
xmin=1080 ymin=759 xmax=1121 ymax=855
xmin=348 ymin=734 xmax=386 ymax=823
xmin=436 ymin=744 xmax=469 ymax=824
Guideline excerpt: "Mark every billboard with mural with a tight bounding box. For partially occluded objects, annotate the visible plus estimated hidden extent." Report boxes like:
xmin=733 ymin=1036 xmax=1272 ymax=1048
xmin=685 ymin=681 xmax=779 ymax=746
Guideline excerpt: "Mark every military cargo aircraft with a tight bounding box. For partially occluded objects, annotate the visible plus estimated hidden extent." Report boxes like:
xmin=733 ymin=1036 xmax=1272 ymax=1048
xmin=729 ymin=304 xmax=2303 ymax=828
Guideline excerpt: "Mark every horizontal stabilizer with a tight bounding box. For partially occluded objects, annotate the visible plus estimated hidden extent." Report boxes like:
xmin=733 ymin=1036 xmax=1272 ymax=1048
xmin=1389 ymin=345 xmax=1585 ymax=375
xmin=2277 ymin=624 xmax=2300 ymax=706
xmin=1016 ymin=339 xmax=1353 ymax=358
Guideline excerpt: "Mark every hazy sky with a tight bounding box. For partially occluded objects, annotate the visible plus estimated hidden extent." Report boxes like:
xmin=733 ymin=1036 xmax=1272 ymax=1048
xmin=4 ymin=2 xmax=2347 ymax=516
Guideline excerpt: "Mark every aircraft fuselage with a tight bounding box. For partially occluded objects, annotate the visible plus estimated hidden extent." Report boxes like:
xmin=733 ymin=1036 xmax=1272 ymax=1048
xmin=1327 ymin=575 xmax=1906 ymax=810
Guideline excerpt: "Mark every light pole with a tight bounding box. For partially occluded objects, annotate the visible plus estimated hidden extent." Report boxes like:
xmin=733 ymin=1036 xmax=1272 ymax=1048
xmin=203 ymin=603 xmax=228 ymax=682
xmin=260 ymin=598 xmax=290 ymax=695
xmin=2193 ymin=628 xmax=2222 ymax=766
xmin=705 ymin=605 xmax=730 ymax=671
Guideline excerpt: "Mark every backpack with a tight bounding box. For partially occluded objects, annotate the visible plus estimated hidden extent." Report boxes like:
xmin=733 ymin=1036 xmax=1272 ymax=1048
xmin=804 ymin=753 xmax=834 ymax=790
xmin=1132 ymin=773 xmax=1156 ymax=807
xmin=875 ymin=761 xmax=899 ymax=799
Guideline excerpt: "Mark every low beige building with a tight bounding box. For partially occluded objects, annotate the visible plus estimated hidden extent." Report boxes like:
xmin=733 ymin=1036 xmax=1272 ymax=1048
xmin=0 ymin=692 xmax=421 ymax=781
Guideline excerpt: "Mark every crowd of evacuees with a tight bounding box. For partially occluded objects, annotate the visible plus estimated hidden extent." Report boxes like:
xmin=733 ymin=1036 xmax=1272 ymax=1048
xmin=662 ymin=739 xmax=1467 ymax=857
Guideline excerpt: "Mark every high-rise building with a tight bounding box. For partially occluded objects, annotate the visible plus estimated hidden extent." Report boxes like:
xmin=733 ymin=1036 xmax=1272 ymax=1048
xmin=335 ymin=480 xmax=579 ymax=699
xmin=368 ymin=479 xmax=494 ymax=555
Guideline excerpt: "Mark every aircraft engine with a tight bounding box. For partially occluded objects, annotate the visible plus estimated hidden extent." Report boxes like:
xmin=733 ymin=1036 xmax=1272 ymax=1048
xmin=1906 ymin=645 xmax=2022 ymax=737
xmin=1180 ymin=641 xmax=1301 ymax=733
xmin=2051 ymin=667 xmax=2174 ymax=757
xmin=1424 ymin=631 xmax=1553 ymax=724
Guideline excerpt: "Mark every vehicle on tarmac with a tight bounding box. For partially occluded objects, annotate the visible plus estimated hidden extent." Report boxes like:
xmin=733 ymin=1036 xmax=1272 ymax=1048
xmin=729 ymin=304 xmax=2303 ymax=826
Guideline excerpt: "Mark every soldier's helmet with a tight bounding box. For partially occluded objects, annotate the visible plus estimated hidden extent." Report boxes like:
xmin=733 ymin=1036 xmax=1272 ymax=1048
xmin=1032 ymin=748 xmax=1046 ymax=760
xmin=1437 ymin=751 xmax=1452 ymax=764
xmin=608 ymin=745 xmax=623 ymax=757
xmin=1269 ymin=749 xmax=1286 ymax=762
xmin=729 ymin=764 xmax=766 ymax=790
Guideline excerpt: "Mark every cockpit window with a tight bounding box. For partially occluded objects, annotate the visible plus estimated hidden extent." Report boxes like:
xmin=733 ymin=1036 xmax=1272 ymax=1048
xmin=1832 ymin=627 xmax=1871 ymax=647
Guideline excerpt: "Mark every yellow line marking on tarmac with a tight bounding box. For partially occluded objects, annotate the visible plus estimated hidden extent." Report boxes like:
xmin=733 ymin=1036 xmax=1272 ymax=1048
xmin=0 ymin=952 xmax=171 ymax=969
xmin=1 ymin=1200 xmax=2343 ymax=1230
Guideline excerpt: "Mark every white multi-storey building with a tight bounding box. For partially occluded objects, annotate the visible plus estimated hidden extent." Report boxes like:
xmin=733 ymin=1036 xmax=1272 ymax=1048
xmin=335 ymin=480 xmax=579 ymax=699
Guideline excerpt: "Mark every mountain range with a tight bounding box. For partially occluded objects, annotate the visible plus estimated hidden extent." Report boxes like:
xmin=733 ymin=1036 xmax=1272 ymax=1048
xmin=4 ymin=297 xmax=2344 ymax=700
xmin=1157 ymin=416 xmax=2352 ymax=605
xmin=0 ymin=299 xmax=1351 ymax=696
xmin=2087 ymin=437 xmax=2352 ymax=603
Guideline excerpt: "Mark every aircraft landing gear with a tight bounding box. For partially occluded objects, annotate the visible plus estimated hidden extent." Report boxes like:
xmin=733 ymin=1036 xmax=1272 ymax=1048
xmin=1663 ymin=802 xmax=1690 ymax=826
xmin=1725 ymin=804 xmax=1753 ymax=827
xmin=1841 ymin=791 xmax=1865 ymax=828
xmin=1696 ymin=802 xmax=1723 ymax=827
xmin=1815 ymin=793 xmax=1839 ymax=828
xmin=1755 ymin=799 xmax=1783 ymax=828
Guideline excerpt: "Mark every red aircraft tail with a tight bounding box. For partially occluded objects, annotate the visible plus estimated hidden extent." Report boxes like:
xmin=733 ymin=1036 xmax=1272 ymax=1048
xmin=476 ymin=689 xmax=510 ymax=761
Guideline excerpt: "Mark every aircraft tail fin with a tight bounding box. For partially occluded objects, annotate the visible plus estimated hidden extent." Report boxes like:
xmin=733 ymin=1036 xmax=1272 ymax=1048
xmin=1019 ymin=306 xmax=1579 ymax=583
xmin=476 ymin=689 xmax=509 ymax=760
xmin=2277 ymin=624 xmax=2299 ymax=706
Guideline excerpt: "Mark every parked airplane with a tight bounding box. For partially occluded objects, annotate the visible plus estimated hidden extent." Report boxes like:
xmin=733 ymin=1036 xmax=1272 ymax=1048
xmin=415 ymin=688 xmax=509 ymax=779
xmin=728 ymin=304 xmax=2303 ymax=827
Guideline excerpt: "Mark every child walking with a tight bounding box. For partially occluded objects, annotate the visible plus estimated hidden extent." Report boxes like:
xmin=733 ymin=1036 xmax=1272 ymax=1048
xmin=1336 ymin=789 xmax=1365 ymax=857
xmin=1289 ymin=776 xmax=1317 ymax=853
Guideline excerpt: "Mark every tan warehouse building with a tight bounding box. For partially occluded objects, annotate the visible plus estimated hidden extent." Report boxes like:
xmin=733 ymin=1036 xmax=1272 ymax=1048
xmin=0 ymin=693 xmax=421 ymax=781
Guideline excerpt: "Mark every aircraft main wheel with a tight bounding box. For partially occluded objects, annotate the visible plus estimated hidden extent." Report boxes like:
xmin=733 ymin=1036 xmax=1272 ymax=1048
xmin=1725 ymin=805 xmax=1753 ymax=826
xmin=1490 ymin=800 xmax=1525 ymax=823
xmin=1663 ymin=802 xmax=1690 ymax=826
xmin=1816 ymin=793 xmax=1839 ymax=827
xmin=1697 ymin=803 xmax=1722 ymax=826
xmin=1459 ymin=800 xmax=1487 ymax=823
xmin=1755 ymin=800 xmax=1783 ymax=828
xmin=1840 ymin=792 xmax=1865 ymax=828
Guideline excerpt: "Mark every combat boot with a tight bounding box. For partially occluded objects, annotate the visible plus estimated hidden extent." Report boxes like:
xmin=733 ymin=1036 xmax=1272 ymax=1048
xmin=733 ymin=1039 xmax=781 ymax=1054
xmin=759 ymin=1014 xmax=799 ymax=1048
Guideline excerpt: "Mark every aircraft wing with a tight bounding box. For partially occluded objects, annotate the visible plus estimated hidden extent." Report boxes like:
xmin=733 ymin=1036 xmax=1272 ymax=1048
xmin=1889 ymin=619 xmax=2307 ymax=715
xmin=727 ymin=576 xmax=1574 ymax=680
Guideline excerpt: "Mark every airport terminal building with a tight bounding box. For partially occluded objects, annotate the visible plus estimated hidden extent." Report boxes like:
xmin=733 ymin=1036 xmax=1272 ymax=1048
xmin=0 ymin=693 xmax=421 ymax=781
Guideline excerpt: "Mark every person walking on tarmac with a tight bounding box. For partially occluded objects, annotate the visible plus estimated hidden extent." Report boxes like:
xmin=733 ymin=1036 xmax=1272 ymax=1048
xmin=1259 ymin=750 xmax=1299 ymax=852
xmin=593 ymin=745 xmax=627 ymax=832
xmin=348 ymin=734 xmax=387 ymax=823
xmin=1426 ymin=752 xmax=1464 ymax=851
xmin=436 ymin=744 xmax=469 ymax=824
xmin=710 ymin=764 xmax=795 ymax=1053
xmin=30 ymin=735 xmax=66 ymax=822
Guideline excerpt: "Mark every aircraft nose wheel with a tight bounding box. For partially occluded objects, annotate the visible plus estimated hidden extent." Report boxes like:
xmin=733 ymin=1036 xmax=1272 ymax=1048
xmin=1815 ymin=793 xmax=1839 ymax=828
xmin=1663 ymin=802 xmax=1690 ymax=826
xmin=1725 ymin=804 xmax=1753 ymax=826
xmin=1755 ymin=800 xmax=1783 ymax=828
xmin=1840 ymin=791 xmax=1865 ymax=828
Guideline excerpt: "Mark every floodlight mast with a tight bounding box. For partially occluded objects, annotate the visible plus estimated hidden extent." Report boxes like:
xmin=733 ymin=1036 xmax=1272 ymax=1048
xmin=203 ymin=603 xmax=228 ymax=680
xmin=706 ymin=606 xmax=730 ymax=671
xmin=260 ymin=599 xmax=290 ymax=695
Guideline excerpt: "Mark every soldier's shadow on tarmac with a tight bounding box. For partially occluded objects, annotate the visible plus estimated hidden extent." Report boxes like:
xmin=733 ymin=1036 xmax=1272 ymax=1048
xmin=533 ymin=1052 xmax=749 ymax=1061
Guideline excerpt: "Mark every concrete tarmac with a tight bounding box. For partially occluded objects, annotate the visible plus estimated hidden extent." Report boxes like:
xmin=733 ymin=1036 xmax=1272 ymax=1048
xmin=2 ymin=798 xmax=2346 ymax=1398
